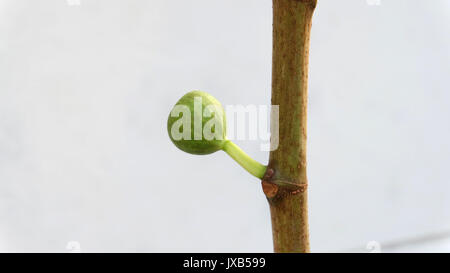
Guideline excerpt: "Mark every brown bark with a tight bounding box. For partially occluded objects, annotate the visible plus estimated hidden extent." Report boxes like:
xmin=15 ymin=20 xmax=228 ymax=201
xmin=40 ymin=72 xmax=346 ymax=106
xmin=263 ymin=0 xmax=317 ymax=253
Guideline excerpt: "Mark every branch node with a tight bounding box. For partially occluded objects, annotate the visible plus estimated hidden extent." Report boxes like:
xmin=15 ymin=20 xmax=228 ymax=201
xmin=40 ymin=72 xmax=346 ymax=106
xmin=262 ymin=181 xmax=279 ymax=198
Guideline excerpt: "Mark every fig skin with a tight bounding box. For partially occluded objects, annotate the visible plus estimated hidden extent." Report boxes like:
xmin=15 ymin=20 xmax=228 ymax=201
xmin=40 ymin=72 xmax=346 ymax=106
xmin=167 ymin=91 xmax=227 ymax=155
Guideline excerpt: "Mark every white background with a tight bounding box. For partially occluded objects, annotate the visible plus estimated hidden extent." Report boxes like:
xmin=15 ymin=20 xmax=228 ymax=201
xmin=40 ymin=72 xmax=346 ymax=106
xmin=0 ymin=0 xmax=449 ymax=252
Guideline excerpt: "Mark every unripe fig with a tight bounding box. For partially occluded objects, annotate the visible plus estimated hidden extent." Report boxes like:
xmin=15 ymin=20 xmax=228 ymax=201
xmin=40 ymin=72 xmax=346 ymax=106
xmin=167 ymin=91 xmax=226 ymax=155
xmin=167 ymin=90 xmax=266 ymax=179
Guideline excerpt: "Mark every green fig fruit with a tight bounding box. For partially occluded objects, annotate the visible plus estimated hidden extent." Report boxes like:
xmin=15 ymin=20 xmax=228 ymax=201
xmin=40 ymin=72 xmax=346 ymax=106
xmin=167 ymin=91 xmax=226 ymax=155
xmin=167 ymin=90 xmax=266 ymax=179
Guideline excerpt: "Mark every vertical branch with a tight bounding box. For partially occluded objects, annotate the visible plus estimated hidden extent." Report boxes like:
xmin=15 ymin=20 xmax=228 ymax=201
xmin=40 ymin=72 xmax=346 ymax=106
xmin=263 ymin=0 xmax=317 ymax=253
